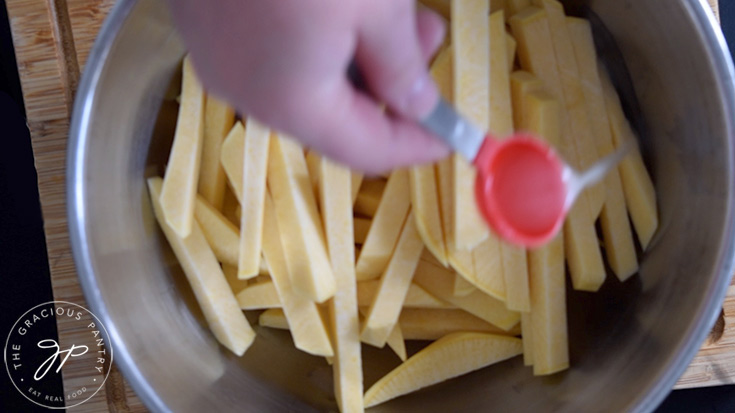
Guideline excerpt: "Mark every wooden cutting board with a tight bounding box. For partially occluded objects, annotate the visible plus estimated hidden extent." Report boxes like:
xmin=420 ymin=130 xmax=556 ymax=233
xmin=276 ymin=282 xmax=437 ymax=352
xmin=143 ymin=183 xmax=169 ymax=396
xmin=4 ymin=0 xmax=729 ymax=411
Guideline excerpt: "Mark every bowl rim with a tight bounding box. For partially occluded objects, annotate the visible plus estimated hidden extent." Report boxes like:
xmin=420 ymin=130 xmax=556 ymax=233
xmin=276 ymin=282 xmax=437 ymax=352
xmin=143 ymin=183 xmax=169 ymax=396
xmin=630 ymin=1 xmax=735 ymax=411
xmin=66 ymin=0 xmax=735 ymax=412
xmin=66 ymin=1 xmax=171 ymax=411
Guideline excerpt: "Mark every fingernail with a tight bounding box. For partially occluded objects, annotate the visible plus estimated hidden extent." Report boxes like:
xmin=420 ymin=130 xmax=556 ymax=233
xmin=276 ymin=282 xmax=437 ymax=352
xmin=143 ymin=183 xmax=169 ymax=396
xmin=402 ymin=73 xmax=439 ymax=120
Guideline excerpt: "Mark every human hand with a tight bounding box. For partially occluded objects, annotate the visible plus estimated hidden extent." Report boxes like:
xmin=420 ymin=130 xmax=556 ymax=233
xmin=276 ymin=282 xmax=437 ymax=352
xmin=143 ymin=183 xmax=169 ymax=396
xmin=168 ymin=0 xmax=449 ymax=174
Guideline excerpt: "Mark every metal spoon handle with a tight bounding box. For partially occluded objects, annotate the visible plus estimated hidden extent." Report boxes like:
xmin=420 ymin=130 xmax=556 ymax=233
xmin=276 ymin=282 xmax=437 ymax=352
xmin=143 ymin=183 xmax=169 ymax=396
xmin=564 ymin=141 xmax=634 ymax=209
xmin=420 ymin=98 xmax=486 ymax=161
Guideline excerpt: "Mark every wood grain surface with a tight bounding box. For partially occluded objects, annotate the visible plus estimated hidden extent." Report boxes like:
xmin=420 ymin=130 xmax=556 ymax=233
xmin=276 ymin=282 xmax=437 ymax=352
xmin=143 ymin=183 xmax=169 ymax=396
xmin=6 ymin=0 xmax=144 ymax=411
xmin=4 ymin=0 xmax=731 ymax=411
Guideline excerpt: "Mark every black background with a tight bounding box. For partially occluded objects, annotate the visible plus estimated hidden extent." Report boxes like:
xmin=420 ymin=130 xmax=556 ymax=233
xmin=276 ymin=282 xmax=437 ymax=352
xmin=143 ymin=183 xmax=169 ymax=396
xmin=0 ymin=0 xmax=734 ymax=411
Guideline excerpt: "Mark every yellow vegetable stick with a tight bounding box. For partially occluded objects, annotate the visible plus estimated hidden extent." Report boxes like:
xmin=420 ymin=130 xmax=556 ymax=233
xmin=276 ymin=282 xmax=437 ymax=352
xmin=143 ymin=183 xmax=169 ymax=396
xmin=267 ymin=135 xmax=336 ymax=302
xmin=431 ymin=47 xmax=478 ymax=283
xmin=318 ymin=158 xmax=363 ymax=413
xmin=355 ymin=170 xmax=411 ymax=281
xmin=258 ymin=308 xmax=289 ymax=330
xmin=567 ymin=17 xmax=638 ymax=280
xmin=351 ymin=172 xmax=364 ymax=205
xmin=236 ymin=279 xmax=280 ymax=309
xmin=564 ymin=204 xmax=606 ymax=292
xmin=522 ymin=90 xmax=602 ymax=295
xmin=221 ymin=264 xmax=249 ymax=294
xmin=533 ymin=0 xmax=605 ymax=217
xmin=510 ymin=7 xmax=606 ymax=292
xmin=470 ymin=238 xmax=506 ymax=301
xmin=257 ymin=301 xmax=520 ymax=373
xmin=364 ymin=333 xmax=523 ymax=408
xmin=430 ymin=49 xmax=455 ymax=256
xmin=490 ymin=10 xmax=531 ymax=313
xmin=160 ymin=57 xmax=205 ymax=238
xmin=433 ymin=46 xmax=453 ymax=109
xmin=194 ymin=195 xmax=239 ymax=267
xmin=529 ymin=235 xmax=569 ymax=375
xmin=510 ymin=70 xmax=544 ymax=129
xmin=199 ymin=94 xmax=235 ymax=210
xmin=512 ymin=82 xmax=568 ymax=302
xmin=220 ymin=121 xmax=246 ymax=202
xmin=565 ymin=18 xmax=609 ymax=160
xmin=305 ymin=150 xmax=321 ymax=202
xmin=453 ymin=274 xmax=477 ymax=297
xmin=413 ymin=261 xmax=520 ymax=330
xmin=410 ymin=164 xmax=448 ymax=266
xmin=489 ymin=11 xmax=515 ymax=139
xmin=148 ymin=177 xmax=254 ymax=355
xmin=357 ymin=306 xmax=406 ymax=361
xmin=506 ymin=33 xmax=517 ymax=72
xmin=358 ymin=280 xmax=452 ymax=309
xmin=599 ymin=66 xmax=659 ymax=250
xmin=522 ymin=90 xmax=562 ymax=148
xmin=444 ymin=183 xmax=476 ymax=281
xmin=399 ymin=309 xmax=520 ymax=341
xmin=257 ymin=258 xmax=269 ymax=276
xmin=386 ymin=325 xmax=407 ymax=362
xmin=451 ymin=0 xmax=491 ymax=250
xmin=238 ymin=120 xmax=271 ymax=279
xmin=513 ymin=80 xmax=569 ymax=373
xmin=261 ymin=191 xmax=333 ymax=356
xmin=239 ymin=278 xmax=452 ymax=311
xmin=354 ymin=178 xmax=386 ymax=218
xmin=361 ymin=211 xmax=425 ymax=347
xmin=510 ymin=9 xmax=584 ymax=197
xmin=521 ymin=312 xmax=534 ymax=366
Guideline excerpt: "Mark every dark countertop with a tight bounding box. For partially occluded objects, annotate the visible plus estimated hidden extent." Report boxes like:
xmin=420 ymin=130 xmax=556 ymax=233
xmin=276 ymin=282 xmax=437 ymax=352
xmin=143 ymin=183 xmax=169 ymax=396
xmin=0 ymin=0 xmax=734 ymax=411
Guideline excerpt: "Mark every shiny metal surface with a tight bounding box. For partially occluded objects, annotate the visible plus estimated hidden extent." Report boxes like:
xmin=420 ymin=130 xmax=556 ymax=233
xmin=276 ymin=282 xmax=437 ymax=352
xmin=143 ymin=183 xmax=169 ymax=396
xmin=564 ymin=141 xmax=634 ymax=210
xmin=421 ymin=98 xmax=486 ymax=161
xmin=67 ymin=0 xmax=735 ymax=411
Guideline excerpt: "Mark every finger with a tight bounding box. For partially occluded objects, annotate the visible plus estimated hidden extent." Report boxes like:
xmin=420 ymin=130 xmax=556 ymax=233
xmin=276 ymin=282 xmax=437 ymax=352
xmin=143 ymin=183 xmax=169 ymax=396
xmin=288 ymin=78 xmax=449 ymax=174
xmin=416 ymin=7 xmax=446 ymax=62
xmin=355 ymin=0 xmax=439 ymax=120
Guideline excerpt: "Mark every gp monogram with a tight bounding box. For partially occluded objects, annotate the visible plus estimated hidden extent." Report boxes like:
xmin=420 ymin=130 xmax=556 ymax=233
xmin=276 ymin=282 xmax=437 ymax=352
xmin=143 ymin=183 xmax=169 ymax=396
xmin=4 ymin=301 xmax=113 ymax=409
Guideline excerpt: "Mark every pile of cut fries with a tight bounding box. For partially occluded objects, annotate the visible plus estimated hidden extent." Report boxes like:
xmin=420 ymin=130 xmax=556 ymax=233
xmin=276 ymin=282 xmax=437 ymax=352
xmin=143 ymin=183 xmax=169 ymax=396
xmin=147 ymin=0 xmax=658 ymax=410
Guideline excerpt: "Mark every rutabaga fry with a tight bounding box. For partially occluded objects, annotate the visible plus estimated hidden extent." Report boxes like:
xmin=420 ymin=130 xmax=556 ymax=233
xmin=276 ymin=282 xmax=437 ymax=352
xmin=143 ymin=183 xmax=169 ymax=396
xmin=489 ymin=10 xmax=530 ymax=312
xmin=261 ymin=191 xmax=333 ymax=356
xmin=267 ymin=135 xmax=336 ymax=302
xmin=319 ymin=157 xmax=364 ymax=413
xmin=361 ymin=211 xmax=425 ymax=348
xmin=198 ymin=94 xmax=234 ymax=210
xmin=160 ymin=56 xmax=205 ymax=238
xmin=451 ymin=0 xmax=491 ymax=250
xmin=364 ymin=333 xmax=522 ymax=408
xmin=567 ymin=17 xmax=638 ymax=280
xmin=149 ymin=177 xmax=254 ymax=355
xmin=355 ymin=171 xmax=411 ymax=281
xmin=237 ymin=120 xmax=270 ymax=279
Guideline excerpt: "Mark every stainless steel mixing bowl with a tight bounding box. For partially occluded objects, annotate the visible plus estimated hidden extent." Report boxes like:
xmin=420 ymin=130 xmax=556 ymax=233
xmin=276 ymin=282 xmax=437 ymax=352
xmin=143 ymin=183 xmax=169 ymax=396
xmin=67 ymin=0 xmax=735 ymax=411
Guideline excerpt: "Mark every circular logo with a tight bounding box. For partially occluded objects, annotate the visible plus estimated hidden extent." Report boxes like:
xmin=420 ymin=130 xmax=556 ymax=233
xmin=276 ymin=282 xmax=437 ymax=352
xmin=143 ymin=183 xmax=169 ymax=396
xmin=4 ymin=301 xmax=113 ymax=409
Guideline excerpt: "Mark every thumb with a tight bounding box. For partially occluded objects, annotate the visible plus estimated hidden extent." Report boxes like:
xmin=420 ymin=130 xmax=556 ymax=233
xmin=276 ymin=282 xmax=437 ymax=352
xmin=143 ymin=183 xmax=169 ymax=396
xmin=355 ymin=0 xmax=442 ymax=120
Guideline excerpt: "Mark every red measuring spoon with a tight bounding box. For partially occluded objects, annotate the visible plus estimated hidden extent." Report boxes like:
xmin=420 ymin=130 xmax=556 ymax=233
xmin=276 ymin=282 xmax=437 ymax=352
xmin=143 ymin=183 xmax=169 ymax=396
xmin=472 ymin=134 xmax=566 ymax=247
xmin=421 ymin=98 xmax=630 ymax=247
